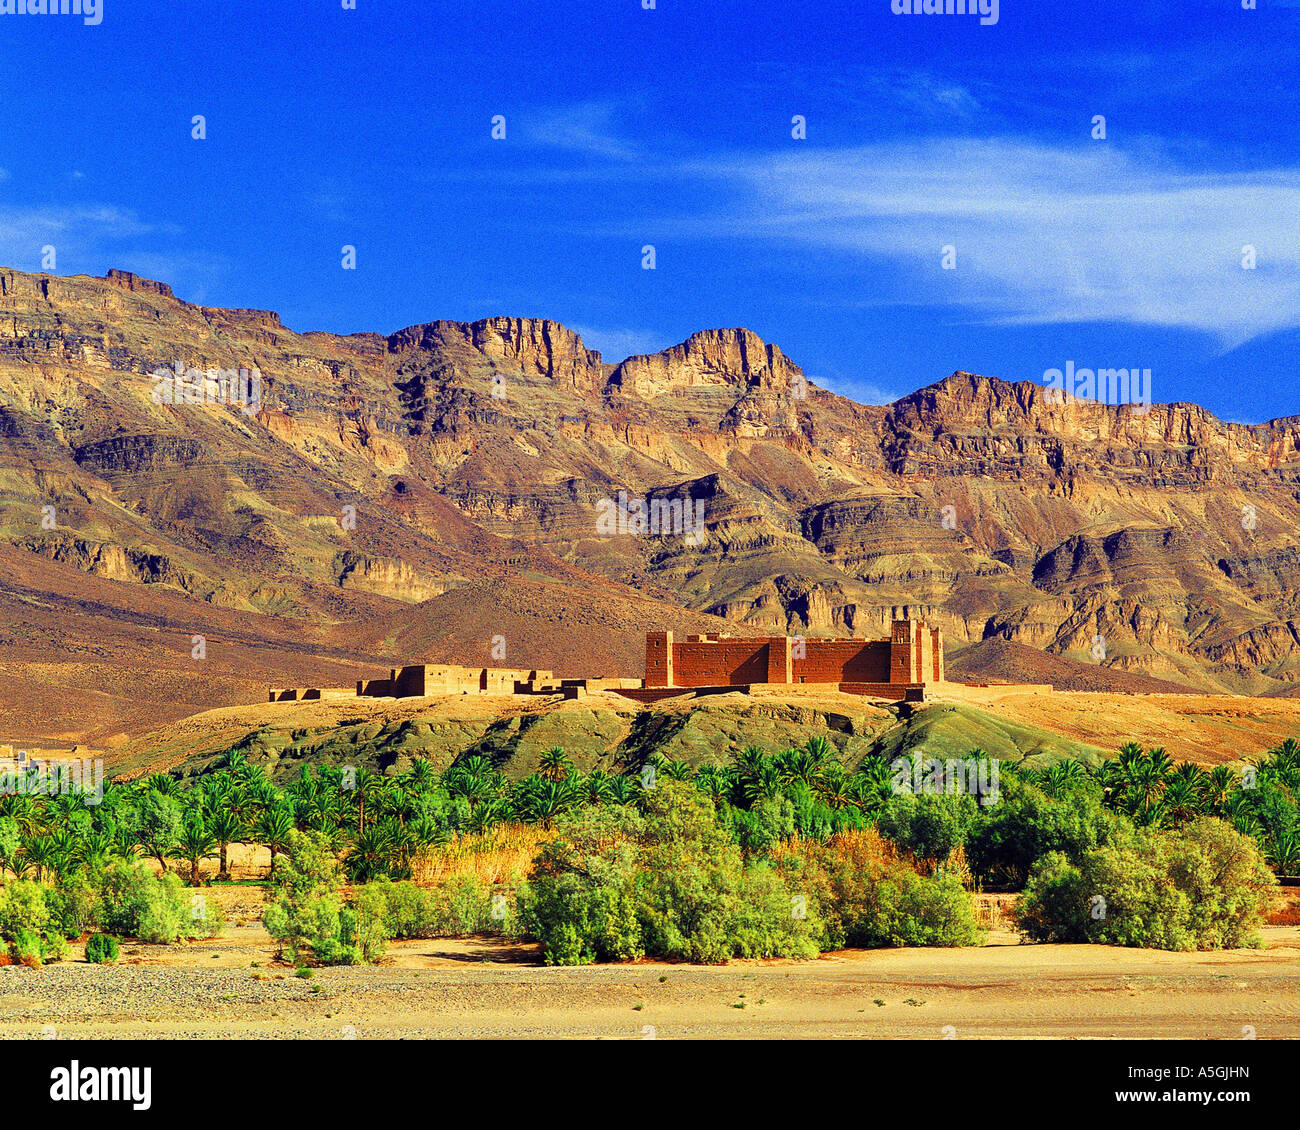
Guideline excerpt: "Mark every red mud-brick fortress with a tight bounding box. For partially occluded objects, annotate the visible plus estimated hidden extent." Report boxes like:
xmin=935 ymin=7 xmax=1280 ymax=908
xmin=640 ymin=617 xmax=944 ymax=702
xmin=268 ymin=616 xmax=1050 ymax=706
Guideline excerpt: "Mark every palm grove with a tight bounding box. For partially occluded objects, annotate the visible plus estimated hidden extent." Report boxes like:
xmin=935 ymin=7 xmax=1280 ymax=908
xmin=0 ymin=736 xmax=1292 ymax=966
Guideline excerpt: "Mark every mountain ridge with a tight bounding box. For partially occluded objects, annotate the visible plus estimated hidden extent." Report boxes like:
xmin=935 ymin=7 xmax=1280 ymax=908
xmin=3 ymin=264 xmax=1300 ymax=743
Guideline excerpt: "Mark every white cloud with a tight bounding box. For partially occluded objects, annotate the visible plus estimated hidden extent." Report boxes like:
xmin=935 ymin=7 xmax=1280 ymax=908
xmin=0 ymin=204 xmax=164 ymax=267
xmin=688 ymin=140 xmax=1300 ymax=346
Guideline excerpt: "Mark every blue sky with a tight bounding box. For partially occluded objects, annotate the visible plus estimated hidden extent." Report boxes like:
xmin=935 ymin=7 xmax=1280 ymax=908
xmin=1 ymin=0 xmax=1298 ymax=421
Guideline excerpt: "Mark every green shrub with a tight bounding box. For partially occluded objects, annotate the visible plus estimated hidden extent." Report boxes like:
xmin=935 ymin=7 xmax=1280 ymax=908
xmin=340 ymin=886 xmax=388 ymax=964
xmin=0 ymin=880 xmax=50 ymax=939
xmin=10 ymin=927 xmax=44 ymax=967
xmin=46 ymin=877 xmax=101 ymax=940
xmin=375 ymin=877 xmax=516 ymax=939
xmin=1170 ymin=818 xmax=1276 ymax=948
xmin=1016 ymin=818 xmax=1275 ymax=950
xmin=262 ymin=831 xmax=386 ymax=965
xmin=97 ymin=863 xmax=223 ymax=943
xmin=41 ymin=931 xmax=68 ymax=963
xmin=877 ymin=792 xmax=979 ymax=866
xmin=729 ymin=863 xmax=822 ymax=960
xmin=730 ymin=795 xmax=797 ymax=855
xmin=180 ymin=890 xmax=225 ymax=941
xmin=374 ymin=879 xmax=434 ymax=938
xmin=521 ymin=783 xmax=825 ymax=965
xmin=862 ymin=870 xmax=983 ymax=947
xmin=774 ymin=829 xmax=984 ymax=950
xmin=966 ymin=781 xmax=1114 ymax=890
xmin=519 ymin=868 xmax=642 ymax=965
xmin=5 ymin=926 xmax=64 ymax=966
xmin=85 ymin=933 xmax=119 ymax=964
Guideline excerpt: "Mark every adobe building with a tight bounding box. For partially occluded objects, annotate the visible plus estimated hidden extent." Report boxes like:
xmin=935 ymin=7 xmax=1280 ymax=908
xmin=638 ymin=617 xmax=946 ymax=702
xmin=268 ymin=617 xmax=1048 ymax=707
xmin=353 ymin=664 xmax=560 ymax=698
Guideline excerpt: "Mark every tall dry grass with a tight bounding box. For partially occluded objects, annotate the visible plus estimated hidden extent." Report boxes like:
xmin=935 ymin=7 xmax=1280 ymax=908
xmin=411 ymin=823 xmax=550 ymax=885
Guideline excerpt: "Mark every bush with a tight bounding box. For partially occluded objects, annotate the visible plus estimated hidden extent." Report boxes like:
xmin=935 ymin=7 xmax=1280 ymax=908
xmin=519 ymin=813 xmax=643 ymax=965
xmin=966 ymin=781 xmax=1114 ymax=890
xmin=341 ymin=886 xmax=388 ymax=964
xmin=375 ymin=877 xmax=517 ymax=939
xmin=863 ymin=870 xmax=983 ymax=947
xmin=85 ymin=933 xmax=119 ymax=964
xmin=730 ymin=795 xmax=797 ymax=855
xmin=180 ymin=889 xmax=226 ymax=941
xmin=262 ymin=831 xmax=387 ymax=965
xmin=877 ymin=792 xmax=979 ymax=867
xmin=41 ymin=931 xmax=68 ymax=963
xmin=1016 ymin=818 xmax=1275 ymax=950
xmin=1170 ymin=818 xmax=1277 ymax=948
xmin=520 ymin=783 xmax=826 ymax=965
xmin=773 ymin=829 xmax=983 ymax=950
xmin=97 ymin=863 xmax=223 ymax=943
xmin=10 ymin=928 xmax=44 ymax=967
xmin=729 ymin=863 xmax=822 ymax=960
xmin=46 ymin=878 xmax=101 ymax=940
xmin=0 ymin=880 xmax=49 ymax=939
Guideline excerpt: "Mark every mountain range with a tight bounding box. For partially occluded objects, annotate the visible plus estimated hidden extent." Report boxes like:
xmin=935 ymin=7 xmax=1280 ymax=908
xmin=3 ymin=266 xmax=1298 ymax=746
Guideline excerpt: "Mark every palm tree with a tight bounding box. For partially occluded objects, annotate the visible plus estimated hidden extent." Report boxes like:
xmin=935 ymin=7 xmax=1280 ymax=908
xmin=208 ymin=808 xmax=244 ymax=881
xmin=346 ymin=823 xmax=396 ymax=882
xmin=301 ymin=790 xmax=342 ymax=834
xmin=661 ymin=759 xmax=694 ymax=782
xmin=514 ymin=775 xmax=580 ymax=829
xmin=17 ymin=835 xmax=56 ymax=882
xmin=539 ymin=747 xmax=574 ymax=782
xmin=375 ymin=780 xmax=417 ymax=828
xmin=694 ymin=766 xmax=732 ymax=804
xmin=731 ymin=746 xmax=770 ymax=802
xmin=1203 ymin=766 xmax=1234 ymax=813
xmin=1223 ymin=792 xmax=1263 ymax=841
xmin=405 ymin=758 xmax=437 ymax=792
xmin=0 ymin=793 xmax=41 ymax=837
xmin=775 ymin=747 xmax=819 ymax=786
xmin=1265 ymin=828 xmax=1300 ymax=876
xmin=256 ymin=806 xmax=295 ymax=878
xmin=581 ymin=770 xmax=615 ymax=805
xmin=176 ymin=818 xmax=218 ymax=886
xmin=814 ymin=762 xmax=857 ymax=811
xmin=46 ymin=830 xmax=80 ymax=879
xmin=742 ymin=762 xmax=783 ymax=805
xmin=1044 ymin=758 xmax=1088 ymax=798
xmin=345 ymin=768 xmax=381 ymax=835
xmin=849 ymin=758 xmax=894 ymax=815
xmin=75 ymin=831 xmax=118 ymax=873
xmin=1160 ymin=776 xmax=1202 ymax=827
xmin=145 ymin=773 xmax=174 ymax=795
xmin=608 ymin=776 xmax=640 ymax=806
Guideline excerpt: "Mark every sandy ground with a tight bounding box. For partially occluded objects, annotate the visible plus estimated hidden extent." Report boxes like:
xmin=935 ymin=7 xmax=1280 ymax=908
xmin=1 ymin=885 xmax=1297 ymax=1040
